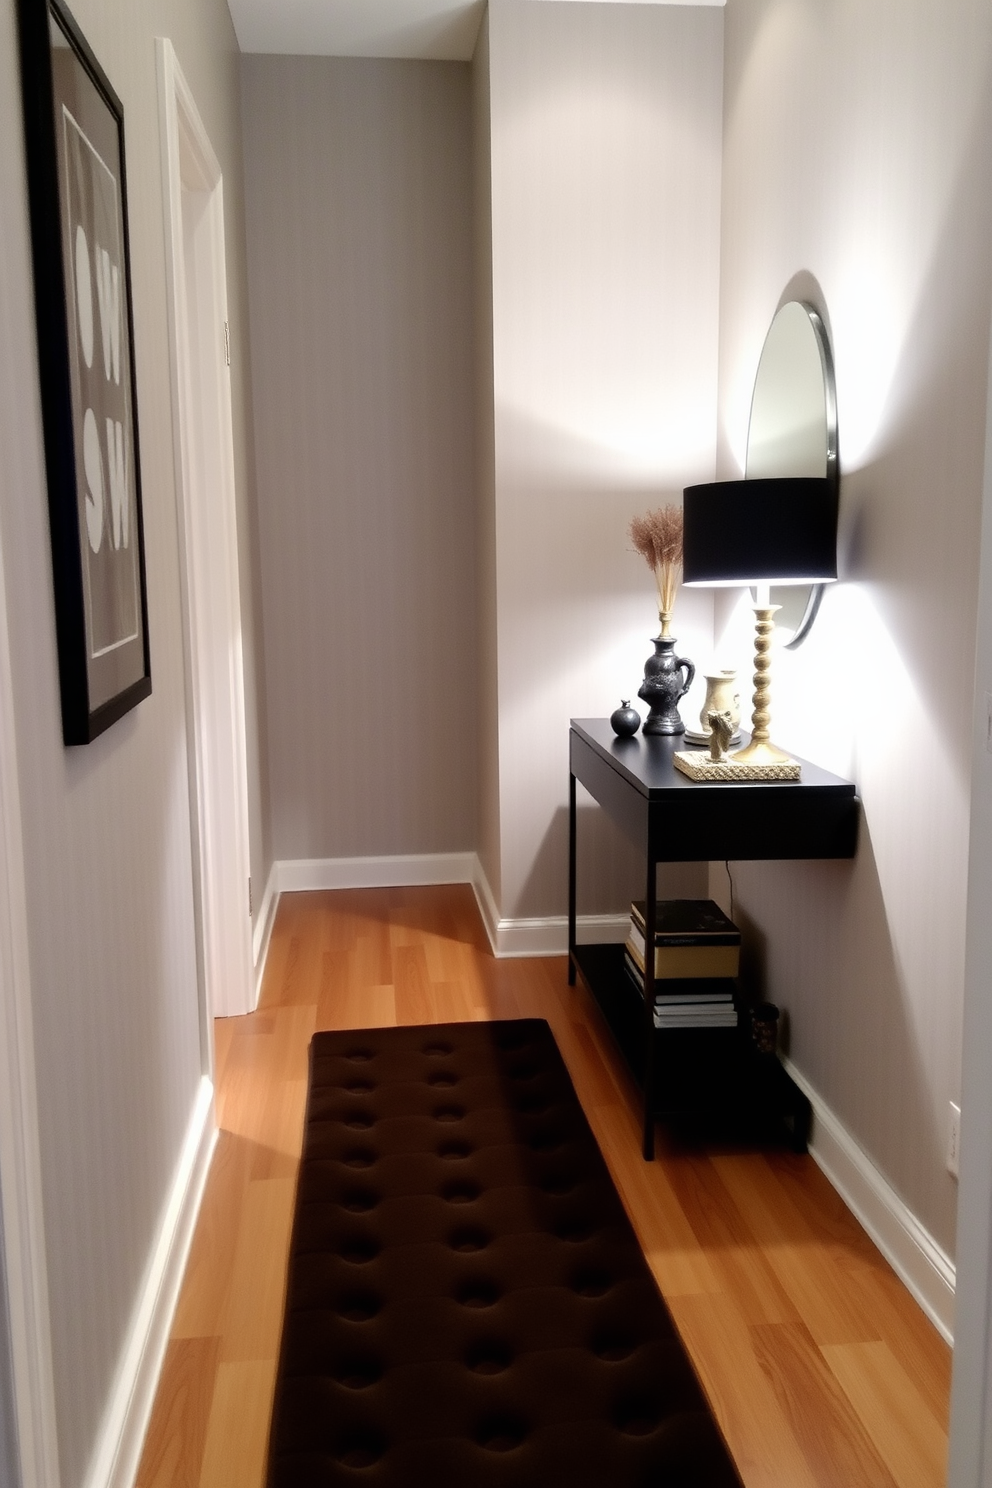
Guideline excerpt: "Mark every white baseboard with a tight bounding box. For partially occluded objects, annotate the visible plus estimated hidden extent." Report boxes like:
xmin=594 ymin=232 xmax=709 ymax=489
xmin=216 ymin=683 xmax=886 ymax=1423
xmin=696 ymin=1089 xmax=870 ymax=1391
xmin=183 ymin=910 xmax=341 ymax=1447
xmin=469 ymin=854 xmax=628 ymax=957
xmin=783 ymin=1056 xmax=955 ymax=1344
xmin=488 ymin=912 xmax=628 ymax=958
xmin=275 ymin=852 xmax=478 ymax=895
xmin=83 ymin=1078 xmax=217 ymax=1488
xmin=251 ymin=863 xmax=278 ymax=1010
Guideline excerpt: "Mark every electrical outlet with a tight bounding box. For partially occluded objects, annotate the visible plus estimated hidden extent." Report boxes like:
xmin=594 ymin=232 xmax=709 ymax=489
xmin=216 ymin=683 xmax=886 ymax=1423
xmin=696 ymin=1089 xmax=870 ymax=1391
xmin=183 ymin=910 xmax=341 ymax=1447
xmin=948 ymin=1101 xmax=961 ymax=1178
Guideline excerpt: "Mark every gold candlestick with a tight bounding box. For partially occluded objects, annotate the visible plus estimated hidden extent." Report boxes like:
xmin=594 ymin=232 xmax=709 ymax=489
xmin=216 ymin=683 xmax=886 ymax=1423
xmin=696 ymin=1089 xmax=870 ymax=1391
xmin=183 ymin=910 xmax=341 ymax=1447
xmin=731 ymin=604 xmax=793 ymax=767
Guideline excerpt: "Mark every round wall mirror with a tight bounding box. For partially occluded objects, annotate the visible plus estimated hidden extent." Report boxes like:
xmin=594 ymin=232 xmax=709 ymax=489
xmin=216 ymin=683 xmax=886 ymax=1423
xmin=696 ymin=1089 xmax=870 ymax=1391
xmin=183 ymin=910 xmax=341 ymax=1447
xmin=745 ymin=300 xmax=838 ymax=647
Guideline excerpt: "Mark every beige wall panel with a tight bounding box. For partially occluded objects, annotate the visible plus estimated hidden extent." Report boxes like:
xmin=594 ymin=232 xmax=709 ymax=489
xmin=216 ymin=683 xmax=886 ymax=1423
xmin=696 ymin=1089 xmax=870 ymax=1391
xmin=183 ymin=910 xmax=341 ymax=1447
xmin=486 ymin=0 xmax=724 ymax=919
xmin=0 ymin=0 xmax=264 ymax=1480
xmin=241 ymin=56 xmax=478 ymax=863
xmin=715 ymin=0 xmax=992 ymax=1253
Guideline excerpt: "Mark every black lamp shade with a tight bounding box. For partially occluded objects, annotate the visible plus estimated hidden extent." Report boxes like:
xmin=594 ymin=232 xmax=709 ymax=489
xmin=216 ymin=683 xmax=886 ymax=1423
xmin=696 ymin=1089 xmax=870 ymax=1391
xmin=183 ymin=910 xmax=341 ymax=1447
xmin=682 ymin=477 xmax=838 ymax=585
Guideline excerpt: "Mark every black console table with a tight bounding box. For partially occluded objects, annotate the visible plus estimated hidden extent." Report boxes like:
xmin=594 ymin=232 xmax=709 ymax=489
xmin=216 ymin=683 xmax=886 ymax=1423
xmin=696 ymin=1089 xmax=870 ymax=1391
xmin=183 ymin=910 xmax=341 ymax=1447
xmin=568 ymin=719 xmax=859 ymax=1159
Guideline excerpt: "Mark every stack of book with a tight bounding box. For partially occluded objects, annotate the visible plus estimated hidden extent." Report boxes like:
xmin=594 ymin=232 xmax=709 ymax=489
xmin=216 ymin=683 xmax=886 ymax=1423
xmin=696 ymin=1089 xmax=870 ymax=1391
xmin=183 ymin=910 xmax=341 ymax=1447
xmin=624 ymin=899 xmax=741 ymax=1028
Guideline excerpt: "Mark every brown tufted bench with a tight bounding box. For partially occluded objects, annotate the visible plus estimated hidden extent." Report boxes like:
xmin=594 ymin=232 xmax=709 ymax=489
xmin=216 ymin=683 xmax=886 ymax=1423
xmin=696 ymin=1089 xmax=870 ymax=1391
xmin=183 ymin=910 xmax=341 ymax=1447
xmin=267 ymin=1019 xmax=743 ymax=1487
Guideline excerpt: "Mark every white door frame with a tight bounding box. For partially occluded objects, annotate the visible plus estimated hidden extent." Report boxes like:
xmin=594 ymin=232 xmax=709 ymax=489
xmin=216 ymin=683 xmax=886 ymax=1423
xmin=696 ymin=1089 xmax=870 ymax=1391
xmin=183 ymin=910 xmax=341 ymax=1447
xmin=157 ymin=39 xmax=253 ymax=1025
xmin=0 ymin=521 xmax=61 ymax=1486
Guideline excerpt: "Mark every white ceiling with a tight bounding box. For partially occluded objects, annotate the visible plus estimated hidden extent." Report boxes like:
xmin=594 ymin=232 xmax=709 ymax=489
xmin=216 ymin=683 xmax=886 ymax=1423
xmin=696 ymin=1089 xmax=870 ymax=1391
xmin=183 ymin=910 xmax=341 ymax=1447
xmin=229 ymin=0 xmax=724 ymax=61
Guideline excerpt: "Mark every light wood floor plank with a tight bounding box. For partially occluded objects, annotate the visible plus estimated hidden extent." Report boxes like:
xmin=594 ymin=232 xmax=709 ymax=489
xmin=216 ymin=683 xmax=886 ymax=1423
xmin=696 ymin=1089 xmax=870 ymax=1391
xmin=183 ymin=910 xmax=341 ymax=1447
xmin=751 ymin=1321 xmax=900 ymax=1488
xmin=135 ymin=1336 xmax=220 ymax=1488
xmin=712 ymin=1152 xmax=883 ymax=1345
xmin=664 ymin=1157 xmax=803 ymax=1327
xmin=198 ymin=1360 xmax=276 ymax=1488
xmin=668 ymin=1290 xmax=819 ymax=1488
xmin=218 ymin=1177 xmax=296 ymax=1364
xmin=393 ymin=940 xmax=437 ymax=1024
xmin=822 ymin=1339 xmax=948 ymax=1488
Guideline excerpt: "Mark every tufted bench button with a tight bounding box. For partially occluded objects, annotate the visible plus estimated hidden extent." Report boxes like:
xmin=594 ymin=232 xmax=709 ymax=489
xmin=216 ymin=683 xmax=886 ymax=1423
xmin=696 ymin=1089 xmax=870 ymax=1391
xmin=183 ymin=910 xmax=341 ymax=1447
xmin=615 ymin=1399 xmax=662 ymax=1437
xmin=465 ymin=1341 xmax=513 ymax=1375
xmin=336 ymin=1292 xmax=382 ymax=1323
xmin=341 ymin=1188 xmax=379 ymax=1214
xmin=592 ymin=1333 xmax=636 ymax=1361
xmin=456 ymin=1278 xmax=501 ymax=1308
xmin=448 ymin=1226 xmax=490 ymax=1253
xmin=335 ymin=1431 xmax=386 ymax=1467
xmin=475 ymin=1416 xmax=528 ymax=1452
xmin=337 ymin=1236 xmax=380 ymax=1265
xmin=433 ymin=1104 xmax=466 ymax=1123
xmin=441 ymin=1179 xmax=480 ymax=1205
xmin=341 ymin=1148 xmax=377 ymax=1169
xmin=553 ymin=1220 xmax=594 ymax=1243
xmin=540 ymin=1173 xmax=578 ymax=1196
xmin=437 ymin=1140 xmax=473 ymax=1161
xmin=334 ymin=1358 xmax=383 ymax=1390
xmin=572 ymin=1270 xmax=612 ymax=1298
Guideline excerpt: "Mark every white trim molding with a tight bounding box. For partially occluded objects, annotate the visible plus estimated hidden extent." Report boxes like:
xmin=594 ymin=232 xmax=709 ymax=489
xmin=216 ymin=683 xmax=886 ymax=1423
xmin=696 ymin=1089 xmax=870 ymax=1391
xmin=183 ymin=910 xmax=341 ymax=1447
xmin=274 ymin=852 xmax=479 ymax=895
xmin=158 ymin=39 xmax=254 ymax=1021
xmin=251 ymin=862 xmax=278 ymax=1010
xmin=485 ymin=914 xmax=628 ymax=959
xmin=470 ymin=857 xmax=501 ymax=952
xmin=784 ymin=1057 xmax=955 ymax=1344
xmin=82 ymin=1078 xmax=216 ymax=1488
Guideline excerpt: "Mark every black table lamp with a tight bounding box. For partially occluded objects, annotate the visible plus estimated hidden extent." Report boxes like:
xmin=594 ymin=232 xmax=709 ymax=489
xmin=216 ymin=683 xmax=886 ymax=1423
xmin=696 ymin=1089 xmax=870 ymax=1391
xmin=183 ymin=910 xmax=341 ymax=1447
xmin=681 ymin=477 xmax=838 ymax=775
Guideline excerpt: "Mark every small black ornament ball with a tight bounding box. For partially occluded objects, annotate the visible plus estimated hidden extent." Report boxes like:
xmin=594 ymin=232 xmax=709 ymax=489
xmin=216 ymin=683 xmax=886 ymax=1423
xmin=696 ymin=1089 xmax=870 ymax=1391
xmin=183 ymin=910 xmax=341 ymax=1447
xmin=610 ymin=701 xmax=641 ymax=738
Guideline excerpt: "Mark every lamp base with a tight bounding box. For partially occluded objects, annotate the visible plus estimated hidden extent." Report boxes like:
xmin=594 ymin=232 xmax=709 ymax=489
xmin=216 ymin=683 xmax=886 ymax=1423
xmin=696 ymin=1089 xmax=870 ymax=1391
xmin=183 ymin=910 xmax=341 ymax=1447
xmin=730 ymin=736 xmax=794 ymax=767
xmin=673 ymin=751 xmax=801 ymax=782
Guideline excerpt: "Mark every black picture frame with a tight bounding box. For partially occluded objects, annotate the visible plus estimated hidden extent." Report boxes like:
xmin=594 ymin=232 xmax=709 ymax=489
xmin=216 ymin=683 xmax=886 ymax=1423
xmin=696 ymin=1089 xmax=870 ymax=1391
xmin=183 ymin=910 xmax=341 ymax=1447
xmin=16 ymin=0 xmax=151 ymax=744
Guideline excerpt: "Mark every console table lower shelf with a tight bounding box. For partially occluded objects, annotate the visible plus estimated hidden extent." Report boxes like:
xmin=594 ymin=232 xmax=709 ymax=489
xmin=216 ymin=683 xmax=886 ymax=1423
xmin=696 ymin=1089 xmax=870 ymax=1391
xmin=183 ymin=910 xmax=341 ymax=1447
xmin=571 ymin=944 xmax=812 ymax=1153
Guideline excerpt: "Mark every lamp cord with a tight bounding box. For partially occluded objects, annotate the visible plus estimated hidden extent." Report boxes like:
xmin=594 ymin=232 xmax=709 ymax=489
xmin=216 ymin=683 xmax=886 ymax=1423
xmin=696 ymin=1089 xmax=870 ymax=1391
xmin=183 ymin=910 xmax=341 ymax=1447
xmin=725 ymin=860 xmax=735 ymax=922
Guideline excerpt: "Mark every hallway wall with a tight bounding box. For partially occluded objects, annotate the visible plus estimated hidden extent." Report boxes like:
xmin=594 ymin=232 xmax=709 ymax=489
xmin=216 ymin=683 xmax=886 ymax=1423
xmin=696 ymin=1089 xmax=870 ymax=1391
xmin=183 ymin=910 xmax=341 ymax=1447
xmin=715 ymin=0 xmax=992 ymax=1254
xmin=479 ymin=0 xmax=724 ymax=921
xmin=241 ymin=56 xmax=479 ymax=864
xmin=0 ymin=0 xmax=262 ymax=1478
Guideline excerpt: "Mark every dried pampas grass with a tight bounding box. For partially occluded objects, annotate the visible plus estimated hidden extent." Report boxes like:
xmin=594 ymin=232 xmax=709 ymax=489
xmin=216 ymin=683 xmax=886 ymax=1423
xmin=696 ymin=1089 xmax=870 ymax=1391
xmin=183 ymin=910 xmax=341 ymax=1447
xmin=629 ymin=504 xmax=683 ymax=636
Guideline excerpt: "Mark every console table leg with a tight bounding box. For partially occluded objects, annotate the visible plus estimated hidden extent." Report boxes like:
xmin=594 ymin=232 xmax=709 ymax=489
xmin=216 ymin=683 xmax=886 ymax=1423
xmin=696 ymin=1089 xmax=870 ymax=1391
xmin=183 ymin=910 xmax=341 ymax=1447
xmin=568 ymin=772 xmax=577 ymax=986
xmin=642 ymin=863 xmax=657 ymax=1161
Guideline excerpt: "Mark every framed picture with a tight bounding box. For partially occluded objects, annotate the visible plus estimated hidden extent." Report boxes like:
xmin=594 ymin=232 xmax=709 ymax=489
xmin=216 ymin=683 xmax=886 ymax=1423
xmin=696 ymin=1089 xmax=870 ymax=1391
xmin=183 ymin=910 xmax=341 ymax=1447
xmin=16 ymin=0 xmax=151 ymax=744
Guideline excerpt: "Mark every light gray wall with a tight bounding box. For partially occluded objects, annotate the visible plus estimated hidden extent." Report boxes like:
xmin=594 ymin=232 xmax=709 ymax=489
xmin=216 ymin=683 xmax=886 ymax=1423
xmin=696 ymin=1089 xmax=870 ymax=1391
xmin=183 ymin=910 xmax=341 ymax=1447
xmin=472 ymin=14 xmax=502 ymax=905
xmin=951 ymin=184 xmax=992 ymax=1482
xmin=241 ymin=56 xmax=478 ymax=863
xmin=0 ymin=0 xmax=262 ymax=1478
xmin=715 ymin=0 xmax=992 ymax=1254
xmin=482 ymin=0 xmax=724 ymax=920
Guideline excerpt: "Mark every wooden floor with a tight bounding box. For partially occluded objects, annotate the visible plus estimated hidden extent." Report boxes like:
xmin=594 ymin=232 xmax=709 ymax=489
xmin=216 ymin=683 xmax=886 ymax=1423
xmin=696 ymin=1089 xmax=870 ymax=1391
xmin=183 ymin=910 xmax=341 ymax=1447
xmin=136 ymin=886 xmax=951 ymax=1488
